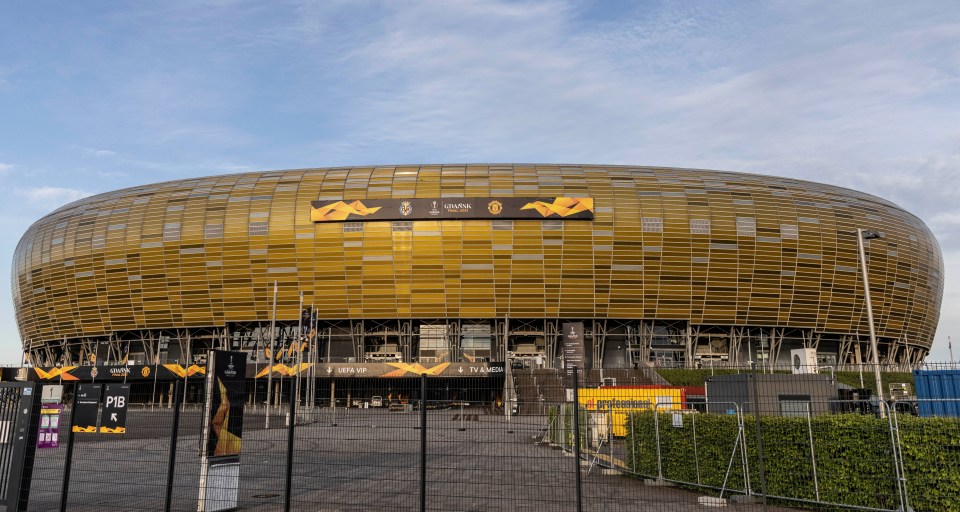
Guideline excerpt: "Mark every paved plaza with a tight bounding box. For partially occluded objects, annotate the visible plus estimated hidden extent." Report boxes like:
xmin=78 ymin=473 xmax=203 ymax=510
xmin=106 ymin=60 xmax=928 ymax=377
xmin=17 ymin=405 xmax=789 ymax=511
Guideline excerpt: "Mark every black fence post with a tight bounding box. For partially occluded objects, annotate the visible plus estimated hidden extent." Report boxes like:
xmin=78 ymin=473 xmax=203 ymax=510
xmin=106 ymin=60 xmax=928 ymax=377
xmin=5 ymin=383 xmax=41 ymax=512
xmin=419 ymin=373 xmax=427 ymax=512
xmin=163 ymin=380 xmax=184 ymax=512
xmin=572 ymin=367 xmax=583 ymax=512
xmin=750 ymin=364 xmax=768 ymax=506
xmin=58 ymin=386 xmax=78 ymax=512
xmin=284 ymin=377 xmax=298 ymax=512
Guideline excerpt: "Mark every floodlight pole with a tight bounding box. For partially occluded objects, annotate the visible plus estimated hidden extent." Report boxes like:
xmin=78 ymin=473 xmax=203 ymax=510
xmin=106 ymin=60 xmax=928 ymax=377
xmin=856 ymin=228 xmax=885 ymax=417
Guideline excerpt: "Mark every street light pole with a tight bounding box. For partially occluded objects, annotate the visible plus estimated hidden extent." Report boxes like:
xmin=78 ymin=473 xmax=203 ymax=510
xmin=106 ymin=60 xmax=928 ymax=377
xmin=856 ymin=228 xmax=885 ymax=417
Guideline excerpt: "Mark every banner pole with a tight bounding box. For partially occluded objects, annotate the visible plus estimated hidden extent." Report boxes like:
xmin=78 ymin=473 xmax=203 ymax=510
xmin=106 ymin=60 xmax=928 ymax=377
xmin=296 ymin=292 xmax=303 ymax=407
xmin=266 ymin=281 xmax=278 ymax=429
xmin=58 ymin=388 xmax=80 ymax=512
xmin=197 ymin=351 xmax=216 ymax=511
xmin=419 ymin=374 xmax=427 ymax=512
xmin=572 ymin=367 xmax=583 ymax=512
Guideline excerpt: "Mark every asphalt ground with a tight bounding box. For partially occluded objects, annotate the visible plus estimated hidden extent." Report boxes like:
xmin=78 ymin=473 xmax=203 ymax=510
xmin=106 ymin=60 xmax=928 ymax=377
xmin=12 ymin=405 xmax=791 ymax=512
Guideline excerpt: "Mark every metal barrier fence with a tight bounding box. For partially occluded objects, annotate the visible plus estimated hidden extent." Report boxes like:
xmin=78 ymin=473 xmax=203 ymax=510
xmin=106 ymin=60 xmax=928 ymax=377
xmin=7 ymin=371 xmax=688 ymax=512
xmin=4 ymin=371 xmax=960 ymax=511
xmin=0 ymin=386 xmax=24 ymax=499
xmin=629 ymin=397 xmax=960 ymax=512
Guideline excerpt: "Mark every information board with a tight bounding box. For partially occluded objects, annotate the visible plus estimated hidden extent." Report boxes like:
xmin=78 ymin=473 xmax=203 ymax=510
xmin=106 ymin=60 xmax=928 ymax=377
xmin=72 ymin=384 xmax=101 ymax=433
xmin=563 ymin=322 xmax=586 ymax=388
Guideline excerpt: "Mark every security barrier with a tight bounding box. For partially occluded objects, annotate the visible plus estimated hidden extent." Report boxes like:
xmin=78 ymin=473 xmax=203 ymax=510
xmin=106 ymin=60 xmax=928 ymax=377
xmin=3 ymin=371 xmax=960 ymax=511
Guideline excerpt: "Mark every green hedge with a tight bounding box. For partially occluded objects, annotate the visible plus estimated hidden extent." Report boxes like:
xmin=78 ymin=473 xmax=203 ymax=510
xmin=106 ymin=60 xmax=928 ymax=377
xmin=626 ymin=411 xmax=960 ymax=511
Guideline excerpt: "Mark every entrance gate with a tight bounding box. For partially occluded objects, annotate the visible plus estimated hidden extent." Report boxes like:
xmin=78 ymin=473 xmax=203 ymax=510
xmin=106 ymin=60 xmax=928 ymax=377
xmin=0 ymin=382 xmax=41 ymax=512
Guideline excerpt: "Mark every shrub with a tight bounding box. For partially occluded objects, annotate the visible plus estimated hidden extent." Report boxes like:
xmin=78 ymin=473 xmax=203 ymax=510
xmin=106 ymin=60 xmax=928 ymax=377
xmin=626 ymin=411 xmax=959 ymax=511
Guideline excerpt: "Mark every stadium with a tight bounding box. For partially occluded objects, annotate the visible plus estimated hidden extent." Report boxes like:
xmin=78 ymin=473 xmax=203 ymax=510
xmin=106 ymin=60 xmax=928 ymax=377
xmin=9 ymin=164 xmax=944 ymax=392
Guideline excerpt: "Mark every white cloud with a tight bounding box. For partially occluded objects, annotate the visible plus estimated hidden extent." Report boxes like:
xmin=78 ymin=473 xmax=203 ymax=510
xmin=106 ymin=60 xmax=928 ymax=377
xmin=931 ymin=211 xmax=960 ymax=228
xmin=2 ymin=0 xmax=959 ymax=361
xmin=15 ymin=187 xmax=93 ymax=209
xmin=81 ymin=148 xmax=117 ymax=158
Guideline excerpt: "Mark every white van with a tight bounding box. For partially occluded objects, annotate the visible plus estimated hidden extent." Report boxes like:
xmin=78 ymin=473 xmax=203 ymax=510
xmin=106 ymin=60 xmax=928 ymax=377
xmin=370 ymin=396 xmax=383 ymax=407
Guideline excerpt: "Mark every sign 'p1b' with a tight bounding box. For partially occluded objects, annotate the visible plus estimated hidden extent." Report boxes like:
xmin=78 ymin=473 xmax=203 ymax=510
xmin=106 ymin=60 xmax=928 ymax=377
xmin=100 ymin=384 xmax=130 ymax=434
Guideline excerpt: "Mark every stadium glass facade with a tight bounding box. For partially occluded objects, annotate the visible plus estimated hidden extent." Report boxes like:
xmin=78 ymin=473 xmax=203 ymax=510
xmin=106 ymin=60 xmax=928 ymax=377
xmin=11 ymin=164 xmax=943 ymax=374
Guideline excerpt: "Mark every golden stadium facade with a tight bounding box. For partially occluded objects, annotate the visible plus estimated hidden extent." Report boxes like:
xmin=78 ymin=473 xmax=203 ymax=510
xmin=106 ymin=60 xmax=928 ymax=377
xmin=11 ymin=164 xmax=944 ymax=371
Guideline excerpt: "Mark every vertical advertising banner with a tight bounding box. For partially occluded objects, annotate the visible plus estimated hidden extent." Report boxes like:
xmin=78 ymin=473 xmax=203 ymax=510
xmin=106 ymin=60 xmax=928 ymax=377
xmin=206 ymin=350 xmax=247 ymax=458
xmin=198 ymin=350 xmax=247 ymax=512
xmin=563 ymin=322 xmax=586 ymax=388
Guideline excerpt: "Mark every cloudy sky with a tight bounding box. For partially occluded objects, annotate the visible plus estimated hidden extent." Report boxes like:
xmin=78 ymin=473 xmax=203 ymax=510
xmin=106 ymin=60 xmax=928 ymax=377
xmin=1 ymin=1 xmax=959 ymax=363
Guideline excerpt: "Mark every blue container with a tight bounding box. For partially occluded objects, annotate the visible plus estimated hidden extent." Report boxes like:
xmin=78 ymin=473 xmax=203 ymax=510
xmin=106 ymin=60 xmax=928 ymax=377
xmin=913 ymin=370 xmax=960 ymax=417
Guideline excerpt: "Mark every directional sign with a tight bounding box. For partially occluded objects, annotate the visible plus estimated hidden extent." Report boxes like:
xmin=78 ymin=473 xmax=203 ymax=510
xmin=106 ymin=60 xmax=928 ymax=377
xmin=100 ymin=384 xmax=130 ymax=434
xmin=72 ymin=384 xmax=101 ymax=433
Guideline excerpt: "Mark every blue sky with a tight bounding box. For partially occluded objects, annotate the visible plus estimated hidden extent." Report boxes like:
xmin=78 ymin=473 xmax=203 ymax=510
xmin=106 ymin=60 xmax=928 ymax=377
xmin=2 ymin=1 xmax=959 ymax=363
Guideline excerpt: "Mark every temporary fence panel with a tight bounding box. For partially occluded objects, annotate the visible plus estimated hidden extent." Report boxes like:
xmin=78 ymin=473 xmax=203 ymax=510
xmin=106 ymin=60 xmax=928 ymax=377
xmin=8 ymin=371 xmax=960 ymax=512
xmin=895 ymin=398 xmax=960 ymax=512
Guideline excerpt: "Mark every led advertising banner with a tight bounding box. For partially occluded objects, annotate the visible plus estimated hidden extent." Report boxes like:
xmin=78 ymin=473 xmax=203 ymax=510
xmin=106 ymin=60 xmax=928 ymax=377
xmin=254 ymin=362 xmax=506 ymax=379
xmin=29 ymin=361 xmax=507 ymax=382
xmin=310 ymin=197 xmax=594 ymax=222
xmin=31 ymin=364 xmax=206 ymax=382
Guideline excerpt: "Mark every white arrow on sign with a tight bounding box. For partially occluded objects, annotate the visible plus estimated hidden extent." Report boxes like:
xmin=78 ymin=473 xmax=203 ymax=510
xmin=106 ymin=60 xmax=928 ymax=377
xmin=458 ymin=367 xmax=463 ymax=373
xmin=326 ymin=367 xmax=333 ymax=374
xmin=110 ymin=413 xmax=117 ymax=422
